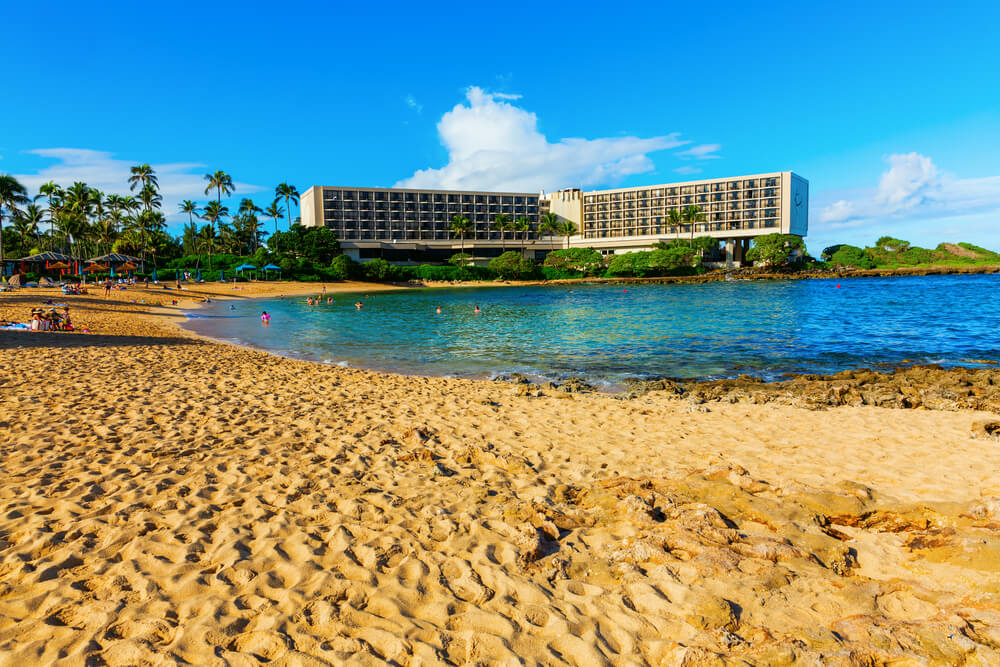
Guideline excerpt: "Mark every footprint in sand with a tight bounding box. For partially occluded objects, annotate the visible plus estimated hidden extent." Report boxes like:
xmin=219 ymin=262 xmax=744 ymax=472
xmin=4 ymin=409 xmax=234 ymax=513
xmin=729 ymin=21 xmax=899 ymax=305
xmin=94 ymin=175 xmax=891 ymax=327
xmin=439 ymin=559 xmax=495 ymax=604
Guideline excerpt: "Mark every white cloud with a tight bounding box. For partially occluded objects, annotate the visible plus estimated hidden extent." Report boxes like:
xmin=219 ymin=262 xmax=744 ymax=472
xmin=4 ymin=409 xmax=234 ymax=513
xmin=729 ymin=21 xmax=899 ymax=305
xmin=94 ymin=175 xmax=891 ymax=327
xmin=675 ymin=143 xmax=721 ymax=160
xmin=12 ymin=148 xmax=264 ymax=230
xmin=818 ymin=152 xmax=1000 ymax=226
xmin=404 ymin=94 xmax=422 ymax=113
xmin=395 ymin=86 xmax=690 ymax=192
xmin=673 ymin=165 xmax=702 ymax=175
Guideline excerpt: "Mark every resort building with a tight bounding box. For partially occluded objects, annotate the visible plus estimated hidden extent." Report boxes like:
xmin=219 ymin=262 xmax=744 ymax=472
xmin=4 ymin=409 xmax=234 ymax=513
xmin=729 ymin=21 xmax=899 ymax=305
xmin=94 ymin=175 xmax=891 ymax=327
xmin=300 ymin=186 xmax=562 ymax=263
xmin=542 ymin=171 xmax=809 ymax=264
xmin=301 ymin=171 xmax=808 ymax=266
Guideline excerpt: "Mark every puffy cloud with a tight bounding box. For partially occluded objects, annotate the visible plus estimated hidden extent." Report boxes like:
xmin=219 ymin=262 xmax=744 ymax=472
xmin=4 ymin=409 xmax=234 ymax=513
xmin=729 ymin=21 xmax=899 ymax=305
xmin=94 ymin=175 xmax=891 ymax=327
xmin=818 ymin=152 xmax=1000 ymax=226
xmin=13 ymin=148 xmax=264 ymax=229
xmin=396 ymin=87 xmax=690 ymax=192
xmin=675 ymin=143 xmax=721 ymax=160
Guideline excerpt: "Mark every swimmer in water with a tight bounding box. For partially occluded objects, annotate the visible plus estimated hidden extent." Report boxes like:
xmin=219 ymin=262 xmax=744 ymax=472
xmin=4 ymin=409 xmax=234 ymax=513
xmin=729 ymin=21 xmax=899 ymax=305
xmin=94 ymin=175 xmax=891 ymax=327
xmin=355 ymin=301 xmax=363 ymax=309
xmin=436 ymin=305 xmax=442 ymax=314
xmin=327 ymin=297 xmax=333 ymax=304
xmin=261 ymin=311 xmax=271 ymax=326
xmin=306 ymin=297 xmax=313 ymax=306
xmin=229 ymin=304 xmax=235 ymax=310
xmin=474 ymin=305 xmax=481 ymax=313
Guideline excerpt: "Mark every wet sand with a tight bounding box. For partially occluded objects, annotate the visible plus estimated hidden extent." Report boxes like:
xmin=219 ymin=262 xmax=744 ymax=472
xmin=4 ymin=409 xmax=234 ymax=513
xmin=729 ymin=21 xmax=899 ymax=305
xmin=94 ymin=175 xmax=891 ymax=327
xmin=1 ymin=281 xmax=999 ymax=665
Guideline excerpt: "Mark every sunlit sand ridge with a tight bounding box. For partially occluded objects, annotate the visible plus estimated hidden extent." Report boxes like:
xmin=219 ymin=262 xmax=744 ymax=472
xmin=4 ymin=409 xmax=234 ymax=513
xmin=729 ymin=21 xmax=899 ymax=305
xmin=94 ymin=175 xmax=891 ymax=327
xmin=1 ymin=282 xmax=1000 ymax=665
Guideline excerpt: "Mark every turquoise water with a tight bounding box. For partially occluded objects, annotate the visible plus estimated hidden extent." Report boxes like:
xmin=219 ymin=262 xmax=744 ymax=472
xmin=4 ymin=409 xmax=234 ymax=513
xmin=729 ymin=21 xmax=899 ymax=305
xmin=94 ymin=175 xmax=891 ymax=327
xmin=183 ymin=274 xmax=1000 ymax=386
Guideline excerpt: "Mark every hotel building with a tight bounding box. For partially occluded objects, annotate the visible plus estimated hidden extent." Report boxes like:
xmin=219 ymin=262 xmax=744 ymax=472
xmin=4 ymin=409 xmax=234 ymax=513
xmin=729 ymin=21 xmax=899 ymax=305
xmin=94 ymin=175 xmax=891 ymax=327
xmin=300 ymin=186 xmax=562 ymax=263
xmin=545 ymin=171 xmax=809 ymax=263
xmin=301 ymin=171 xmax=807 ymax=265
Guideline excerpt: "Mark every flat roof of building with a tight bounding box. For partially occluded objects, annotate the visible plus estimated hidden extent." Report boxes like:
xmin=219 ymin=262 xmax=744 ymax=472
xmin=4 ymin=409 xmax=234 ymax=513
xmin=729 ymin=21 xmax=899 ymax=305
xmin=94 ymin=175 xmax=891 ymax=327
xmin=308 ymin=185 xmax=538 ymax=196
xmin=581 ymin=171 xmax=805 ymax=195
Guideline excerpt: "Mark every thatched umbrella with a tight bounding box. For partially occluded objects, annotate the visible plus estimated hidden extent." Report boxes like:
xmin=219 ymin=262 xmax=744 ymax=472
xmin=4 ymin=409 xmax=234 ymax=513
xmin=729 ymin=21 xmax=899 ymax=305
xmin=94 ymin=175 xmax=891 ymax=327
xmin=85 ymin=263 xmax=109 ymax=272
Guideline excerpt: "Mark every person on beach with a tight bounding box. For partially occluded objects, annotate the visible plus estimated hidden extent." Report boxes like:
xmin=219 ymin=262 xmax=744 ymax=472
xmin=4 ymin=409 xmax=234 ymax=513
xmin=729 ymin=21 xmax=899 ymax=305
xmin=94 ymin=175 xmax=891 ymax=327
xmin=104 ymin=278 xmax=112 ymax=298
xmin=261 ymin=311 xmax=271 ymax=326
xmin=144 ymin=277 xmax=149 ymax=288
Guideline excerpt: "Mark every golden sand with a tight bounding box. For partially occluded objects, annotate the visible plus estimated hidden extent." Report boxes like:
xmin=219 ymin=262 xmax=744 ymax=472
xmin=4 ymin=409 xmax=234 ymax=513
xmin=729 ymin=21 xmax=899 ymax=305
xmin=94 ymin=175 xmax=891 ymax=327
xmin=1 ymin=281 xmax=999 ymax=665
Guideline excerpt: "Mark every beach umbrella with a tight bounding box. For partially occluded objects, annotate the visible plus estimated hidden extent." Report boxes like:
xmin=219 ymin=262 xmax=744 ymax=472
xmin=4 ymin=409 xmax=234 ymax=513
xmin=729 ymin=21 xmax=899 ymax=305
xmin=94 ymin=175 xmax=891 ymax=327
xmin=152 ymin=268 xmax=157 ymax=283
xmin=219 ymin=270 xmax=224 ymax=281
xmin=196 ymin=268 xmax=202 ymax=281
xmin=110 ymin=265 xmax=115 ymax=277
xmin=85 ymin=263 xmax=108 ymax=272
xmin=47 ymin=261 xmax=70 ymax=270
xmin=262 ymin=263 xmax=282 ymax=281
xmin=120 ymin=262 xmax=137 ymax=271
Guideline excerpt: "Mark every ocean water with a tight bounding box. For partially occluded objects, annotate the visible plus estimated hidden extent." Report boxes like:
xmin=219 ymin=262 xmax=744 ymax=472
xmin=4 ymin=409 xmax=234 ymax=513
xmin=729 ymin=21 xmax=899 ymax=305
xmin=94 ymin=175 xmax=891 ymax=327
xmin=182 ymin=274 xmax=1000 ymax=386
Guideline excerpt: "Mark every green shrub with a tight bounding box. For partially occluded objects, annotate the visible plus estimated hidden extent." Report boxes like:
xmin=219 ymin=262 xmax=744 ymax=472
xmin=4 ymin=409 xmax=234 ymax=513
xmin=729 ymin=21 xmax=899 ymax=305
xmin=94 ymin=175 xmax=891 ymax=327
xmin=329 ymin=254 xmax=358 ymax=280
xmin=449 ymin=252 xmax=473 ymax=267
xmin=489 ymin=251 xmax=537 ymax=279
xmin=830 ymin=245 xmax=875 ymax=269
xmin=746 ymin=233 xmax=807 ymax=267
xmin=606 ymin=252 xmax=652 ymax=277
xmin=362 ymin=258 xmax=392 ymax=281
xmin=543 ymin=247 xmax=603 ymax=276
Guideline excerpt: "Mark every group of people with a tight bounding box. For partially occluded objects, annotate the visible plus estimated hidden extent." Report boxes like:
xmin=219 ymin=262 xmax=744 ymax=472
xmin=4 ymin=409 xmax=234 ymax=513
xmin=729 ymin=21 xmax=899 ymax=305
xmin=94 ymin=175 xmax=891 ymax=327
xmin=29 ymin=306 xmax=73 ymax=332
xmin=61 ymin=283 xmax=89 ymax=296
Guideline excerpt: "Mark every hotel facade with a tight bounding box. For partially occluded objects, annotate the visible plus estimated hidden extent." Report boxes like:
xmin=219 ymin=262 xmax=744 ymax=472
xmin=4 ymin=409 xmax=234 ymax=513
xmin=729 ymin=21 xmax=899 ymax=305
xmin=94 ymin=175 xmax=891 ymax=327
xmin=300 ymin=171 xmax=808 ymax=265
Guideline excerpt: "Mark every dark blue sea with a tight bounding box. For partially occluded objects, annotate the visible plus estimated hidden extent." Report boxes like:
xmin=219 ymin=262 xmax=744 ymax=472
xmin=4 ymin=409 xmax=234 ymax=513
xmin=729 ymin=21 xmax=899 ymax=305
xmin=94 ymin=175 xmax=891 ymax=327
xmin=182 ymin=274 xmax=1000 ymax=387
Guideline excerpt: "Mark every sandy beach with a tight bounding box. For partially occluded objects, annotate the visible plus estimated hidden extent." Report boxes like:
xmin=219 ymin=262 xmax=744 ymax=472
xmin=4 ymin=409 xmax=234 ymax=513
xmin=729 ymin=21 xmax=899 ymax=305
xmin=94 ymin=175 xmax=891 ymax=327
xmin=2 ymin=281 xmax=1000 ymax=665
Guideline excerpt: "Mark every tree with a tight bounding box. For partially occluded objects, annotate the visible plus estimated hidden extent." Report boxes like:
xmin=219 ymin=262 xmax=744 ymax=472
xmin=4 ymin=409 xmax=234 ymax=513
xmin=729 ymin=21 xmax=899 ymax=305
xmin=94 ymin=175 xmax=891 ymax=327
xmin=745 ymin=233 xmax=807 ymax=267
xmin=536 ymin=212 xmax=559 ymax=243
xmin=201 ymin=201 xmax=229 ymax=271
xmin=558 ymin=220 xmax=577 ymax=249
xmin=264 ymin=201 xmax=285 ymax=235
xmin=515 ymin=216 xmax=532 ymax=251
xmin=274 ymin=183 xmax=299 ymax=233
xmin=876 ymin=236 xmax=910 ymax=252
xmin=128 ymin=164 xmax=158 ymax=194
xmin=179 ymin=200 xmax=200 ymax=229
xmin=830 ymin=245 xmax=876 ymax=269
xmin=494 ymin=213 xmax=512 ymax=250
xmin=36 ymin=181 xmax=63 ymax=247
xmin=682 ymin=205 xmax=704 ymax=244
xmin=667 ymin=208 xmax=683 ymax=235
xmin=489 ymin=251 xmax=536 ymax=279
xmin=821 ymin=244 xmax=846 ymax=261
xmin=196 ymin=224 xmax=217 ymax=271
xmin=13 ymin=203 xmax=44 ymax=254
xmin=543 ymin=247 xmax=602 ymax=275
xmin=449 ymin=214 xmax=471 ymax=254
xmin=266 ymin=224 xmax=340 ymax=265
xmin=138 ymin=183 xmax=162 ymax=212
xmin=204 ymin=170 xmax=234 ymax=203
xmin=0 ymin=175 xmax=30 ymax=264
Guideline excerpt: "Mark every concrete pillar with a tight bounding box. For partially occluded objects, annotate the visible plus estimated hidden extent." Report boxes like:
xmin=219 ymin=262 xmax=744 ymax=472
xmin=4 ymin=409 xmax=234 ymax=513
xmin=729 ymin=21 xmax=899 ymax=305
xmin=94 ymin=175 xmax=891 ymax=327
xmin=734 ymin=238 xmax=745 ymax=265
xmin=725 ymin=239 xmax=735 ymax=268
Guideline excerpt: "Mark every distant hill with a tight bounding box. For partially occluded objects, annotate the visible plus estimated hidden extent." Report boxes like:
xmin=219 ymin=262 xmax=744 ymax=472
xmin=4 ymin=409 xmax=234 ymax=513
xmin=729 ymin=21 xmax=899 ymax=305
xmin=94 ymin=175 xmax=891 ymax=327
xmin=822 ymin=238 xmax=1000 ymax=269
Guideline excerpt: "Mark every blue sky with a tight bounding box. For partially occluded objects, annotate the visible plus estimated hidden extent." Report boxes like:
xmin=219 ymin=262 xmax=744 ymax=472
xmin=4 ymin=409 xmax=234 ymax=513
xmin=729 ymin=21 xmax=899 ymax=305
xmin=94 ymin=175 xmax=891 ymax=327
xmin=3 ymin=0 xmax=999 ymax=253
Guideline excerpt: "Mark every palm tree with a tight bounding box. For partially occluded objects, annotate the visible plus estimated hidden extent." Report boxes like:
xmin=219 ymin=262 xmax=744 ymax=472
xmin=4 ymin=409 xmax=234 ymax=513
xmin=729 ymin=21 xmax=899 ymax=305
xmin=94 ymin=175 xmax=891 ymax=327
xmin=36 ymin=181 xmax=62 ymax=247
xmin=204 ymin=170 xmax=234 ymax=203
xmin=558 ymin=220 xmax=578 ymax=249
xmin=494 ymin=213 xmax=512 ymax=251
xmin=682 ymin=205 xmax=704 ymax=244
xmin=138 ymin=183 xmax=162 ymax=211
xmin=12 ymin=204 xmax=44 ymax=254
xmin=237 ymin=199 xmax=264 ymax=252
xmin=274 ymin=183 xmax=299 ymax=232
xmin=179 ymin=200 xmax=200 ymax=228
xmin=196 ymin=224 xmax=216 ymax=271
xmin=667 ymin=208 xmax=683 ymax=237
xmin=128 ymin=164 xmax=158 ymax=196
xmin=0 ymin=175 xmax=30 ymax=265
xmin=264 ymin=201 xmax=284 ymax=235
xmin=62 ymin=182 xmax=93 ymax=258
xmin=448 ymin=214 xmax=471 ymax=256
xmin=93 ymin=218 xmax=119 ymax=256
xmin=535 ymin=212 xmax=559 ymax=247
xmin=515 ymin=216 xmax=532 ymax=254
xmin=130 ymin=210 xmax=166 ymax=266
xmin=201 ymin=201 xmax=229 ymax=271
